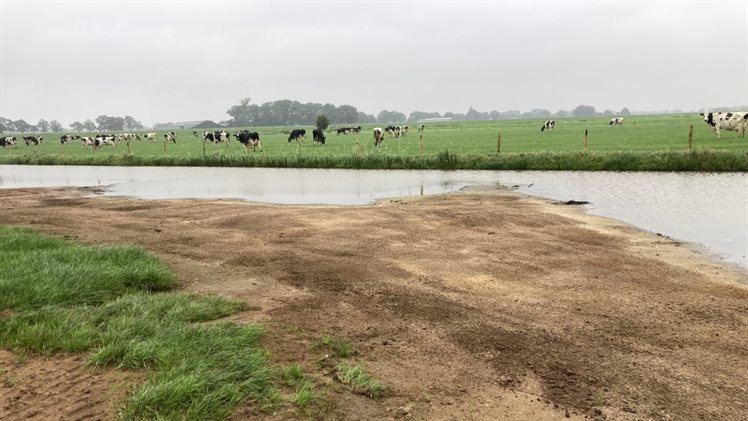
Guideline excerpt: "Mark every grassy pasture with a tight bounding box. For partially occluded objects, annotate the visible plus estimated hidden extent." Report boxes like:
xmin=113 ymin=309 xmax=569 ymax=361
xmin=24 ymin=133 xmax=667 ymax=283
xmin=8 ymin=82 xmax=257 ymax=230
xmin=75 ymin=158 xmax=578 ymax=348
xmin=1 ymin=115 xmax=747 ymax=171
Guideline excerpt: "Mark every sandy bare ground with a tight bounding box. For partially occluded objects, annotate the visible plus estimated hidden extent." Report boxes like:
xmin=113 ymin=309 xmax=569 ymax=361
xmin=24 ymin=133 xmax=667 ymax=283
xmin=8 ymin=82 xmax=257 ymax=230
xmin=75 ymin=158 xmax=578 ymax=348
xmin=1 ymin=186 xmax=746 ymax=421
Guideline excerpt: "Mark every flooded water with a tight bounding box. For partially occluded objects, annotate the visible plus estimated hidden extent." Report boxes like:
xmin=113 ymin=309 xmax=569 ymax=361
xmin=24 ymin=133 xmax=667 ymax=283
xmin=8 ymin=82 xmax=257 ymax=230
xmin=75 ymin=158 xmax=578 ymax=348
xmin=1 ymin=165 xmax=746 ymax=271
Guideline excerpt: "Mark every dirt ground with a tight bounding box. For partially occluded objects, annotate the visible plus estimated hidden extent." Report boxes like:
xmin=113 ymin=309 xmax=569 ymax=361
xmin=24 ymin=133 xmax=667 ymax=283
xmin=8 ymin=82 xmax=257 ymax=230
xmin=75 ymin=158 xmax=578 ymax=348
xmin=1 ymin=186 xmax=746 ymax=421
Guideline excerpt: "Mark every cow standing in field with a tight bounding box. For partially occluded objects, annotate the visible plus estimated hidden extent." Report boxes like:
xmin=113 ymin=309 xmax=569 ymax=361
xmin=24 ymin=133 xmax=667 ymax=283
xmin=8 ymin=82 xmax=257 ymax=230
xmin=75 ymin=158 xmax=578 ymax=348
xmin=288 ymin=129 xmax=306 ymax=143
xmin=373 ymin=128 xmax=384 ymax=146
xmin=94 ymin=135 xmax=116 ymax=148
xmin=60 ymin=134 xmax=80 ymax=144
xmin=609 ymin=117 xmax=625 ymax=126
xmin=235 ymin=130 xmax=261 ymax=151
xmin=700 ymin=112 xmax=748 ymax=139
xmin=23 ymin=136 xmax=44 ymax=145
xmin=164 ymin=131 xmax=177 ymax=143
xmin=540 ymin=120 xmax=555 ymax=132
xmin=418 ymin=124 xmax=425 ymax=132
xmin=144 ymin=132 xmax=158 ymax=141
xmin=1 ymin=136 xmax=16 ymax=148
xmin=80 ymin=137 xmax=96 ymax=148
xmin=312 ymin=129 xmax=326 ymax=145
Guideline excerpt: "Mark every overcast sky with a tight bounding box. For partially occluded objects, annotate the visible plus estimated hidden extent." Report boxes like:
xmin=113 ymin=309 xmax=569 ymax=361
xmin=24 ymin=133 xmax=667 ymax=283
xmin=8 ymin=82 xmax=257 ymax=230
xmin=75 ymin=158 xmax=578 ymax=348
xmin=1 ymin=1 xmax=746 ymax=127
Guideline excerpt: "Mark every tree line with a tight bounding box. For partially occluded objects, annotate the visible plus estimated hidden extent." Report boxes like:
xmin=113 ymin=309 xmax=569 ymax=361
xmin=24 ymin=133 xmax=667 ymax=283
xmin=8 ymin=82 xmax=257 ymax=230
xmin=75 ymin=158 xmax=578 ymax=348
xmin=0 ymin=115 xmax=144 ymax=134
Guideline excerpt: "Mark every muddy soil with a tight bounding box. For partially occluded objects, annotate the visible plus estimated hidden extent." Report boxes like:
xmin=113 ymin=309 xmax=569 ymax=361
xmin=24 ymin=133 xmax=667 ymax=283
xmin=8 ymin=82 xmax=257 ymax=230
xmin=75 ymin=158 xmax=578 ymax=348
xmin=1 ymin=186 xmax=746 ymax=420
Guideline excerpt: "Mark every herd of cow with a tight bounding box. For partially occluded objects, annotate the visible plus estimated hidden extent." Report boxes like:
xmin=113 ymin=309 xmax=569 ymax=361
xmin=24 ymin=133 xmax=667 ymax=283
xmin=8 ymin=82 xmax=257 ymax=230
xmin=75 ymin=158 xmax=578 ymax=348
xmin=1 ymin=113 xmax=746 ymax=150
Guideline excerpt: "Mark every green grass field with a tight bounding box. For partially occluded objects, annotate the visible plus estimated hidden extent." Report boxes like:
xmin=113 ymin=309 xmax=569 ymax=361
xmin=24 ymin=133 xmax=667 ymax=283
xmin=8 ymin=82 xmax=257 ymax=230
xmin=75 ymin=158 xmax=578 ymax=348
xmin=2 ymin=115 xmax=747 ymax=171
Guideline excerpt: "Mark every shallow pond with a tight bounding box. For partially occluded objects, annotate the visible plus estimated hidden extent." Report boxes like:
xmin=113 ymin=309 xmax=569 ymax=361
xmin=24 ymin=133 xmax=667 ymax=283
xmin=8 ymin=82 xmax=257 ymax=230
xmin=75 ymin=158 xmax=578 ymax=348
xmin=1 ymin=165 xmax=746 ymax=271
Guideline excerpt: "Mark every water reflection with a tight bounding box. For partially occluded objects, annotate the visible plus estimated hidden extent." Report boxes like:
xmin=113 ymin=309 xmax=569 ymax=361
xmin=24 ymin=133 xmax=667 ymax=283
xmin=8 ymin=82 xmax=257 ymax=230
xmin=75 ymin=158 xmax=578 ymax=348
xmin=1 ymin=165 xmax=746 ymax=271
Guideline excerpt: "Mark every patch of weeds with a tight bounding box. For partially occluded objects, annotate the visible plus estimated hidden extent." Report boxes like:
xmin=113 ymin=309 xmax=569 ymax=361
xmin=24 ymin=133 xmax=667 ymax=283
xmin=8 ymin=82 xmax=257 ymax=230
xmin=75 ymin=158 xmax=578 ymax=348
xmin=294 ymin=380 xmax=314 ymax=407
xmin=281 ymin=364 xmax=305 ymax=386
xmin=316 ymin=335 xmax=353 ymax=358
xmin=335 ymin=363 xmax=386 ymax=399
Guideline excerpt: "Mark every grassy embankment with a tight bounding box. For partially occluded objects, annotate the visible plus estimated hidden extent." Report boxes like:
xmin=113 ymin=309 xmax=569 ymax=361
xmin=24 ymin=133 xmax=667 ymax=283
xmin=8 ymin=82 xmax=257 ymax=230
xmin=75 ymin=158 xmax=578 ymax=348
xmin=0 ymin=226 xmax=384 ymax=419
xmin=2 ymin=115 xmax=747 ymax=171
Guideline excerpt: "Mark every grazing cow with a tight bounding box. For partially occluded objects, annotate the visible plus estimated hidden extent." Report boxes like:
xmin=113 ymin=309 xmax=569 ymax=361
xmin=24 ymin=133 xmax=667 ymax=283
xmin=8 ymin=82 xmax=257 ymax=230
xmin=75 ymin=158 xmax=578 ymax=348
xmin=118 ymin=133 xmax=140 ymax=141
xmin=373 ymin=127 xmax=384 ymax=146
xmin=540 ymin=120 xmax=555 ymax=132
xmin=312 ymin=129 xmax=326 ymax=145
xmin=401 ymin=125 xmax=409 ymax=136
xmin=288 ymin=129 xmax=306 ymax=142
xmin=80 ymin=136 xmax=96 ymax=148
xmin=144 ymin=132 xmax=158 ymax=141
xmin=235 ymin=130 xmax=261 ymax=150
xmin=700 ymin=112 xmax=748 ymax=139
xmin=609 ymin=117 xmax=625 ymax=126
xmin=60 ymin=134 xmax=80 ymax=144
xmin=23 ymin=136 xmax=44 ymax=145
xmin=94 ymin=134 xmax=116 ymax=148
xmin=336 ymin=127 xmax=351 ymax=135
xmin=204 ymin=130 xmax=228 ymax=143
xmin=385 ymin=126 xmax=401 ymax=138
xmin=418 ymin=124 xmax=425 ymax=132
xmin=164 ymin=131 xmax=177 ymax=143
xmin=1 ymin=136 xmax=16 ymax=148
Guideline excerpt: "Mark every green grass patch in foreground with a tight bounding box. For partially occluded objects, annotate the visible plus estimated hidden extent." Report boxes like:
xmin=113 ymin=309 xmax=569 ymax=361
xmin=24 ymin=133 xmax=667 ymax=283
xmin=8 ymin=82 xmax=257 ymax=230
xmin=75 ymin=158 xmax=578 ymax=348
xmin=0 ymin=226 xmax=273 ymax=420
xmin=335 ymin=363 xmax=387 ymax=399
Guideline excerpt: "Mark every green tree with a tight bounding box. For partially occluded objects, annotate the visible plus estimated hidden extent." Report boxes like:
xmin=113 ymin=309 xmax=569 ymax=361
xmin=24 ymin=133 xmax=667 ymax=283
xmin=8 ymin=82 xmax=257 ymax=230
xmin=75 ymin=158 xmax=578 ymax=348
xmin=13 ymin=119 xmax=32 ymax=133
xmin=37 ymin=119 xmax=50 ymax=132
xmin=70 ymin=121 xmax=84 ymax=132
xmin=572 ymin=105 xmax=597 ymax=117
xmin=49 ymin=120 xmax=63 ymax=132
xmin=316 ymin=114 xmax=330 ymax=131
xmin=83 ymin=119 xmax=97 ymax=132
xmin=96 ymin=115 xmax=125 ymax=131
xmin=124 ymin=115 xmax=144 ymax=131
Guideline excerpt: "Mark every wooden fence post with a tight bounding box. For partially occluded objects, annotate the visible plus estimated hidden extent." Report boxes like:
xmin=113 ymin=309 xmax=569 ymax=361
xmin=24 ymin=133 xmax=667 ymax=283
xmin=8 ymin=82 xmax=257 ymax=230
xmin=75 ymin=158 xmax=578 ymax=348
xmin=584 ymin=129 xmax=589 ymax=151
xmin=419 ymin=134 xmax=424 ymax=155
xmin=202 ymin=139 xmax=206 ymax=155
xmin=688 ymin=125 xmax=693 ymax=152
xmin=497 ymin=133 xmax=501 ymax=154
xmin=126 ymin=141 xmax=131 ymax=156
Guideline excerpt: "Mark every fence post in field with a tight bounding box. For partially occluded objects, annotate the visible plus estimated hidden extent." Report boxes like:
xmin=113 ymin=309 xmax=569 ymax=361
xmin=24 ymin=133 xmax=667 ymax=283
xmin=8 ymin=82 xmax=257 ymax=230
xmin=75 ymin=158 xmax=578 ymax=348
xmin=497 ymin=132 xmax=502 ymax=154
xmin=163 ymin=139 xmax=167 ymax=155
xmin=419 ymin=134 xmax=424 ymax=155
xmin=202 ymin=139 xmax=206 ymax=155
xmin=688 ymin=125 xmax=693 ymax=152
xmin=584 ymin=129 xmax=589 ymax=151
xmin=126 ymin=141 xmax=131 ymax=156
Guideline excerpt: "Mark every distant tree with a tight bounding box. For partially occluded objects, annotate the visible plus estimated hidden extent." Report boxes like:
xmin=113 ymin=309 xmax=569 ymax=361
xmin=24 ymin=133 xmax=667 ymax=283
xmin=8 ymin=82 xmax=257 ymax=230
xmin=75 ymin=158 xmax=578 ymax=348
xmin=49 ymin=120 xmax=63 ymax=132
xmin=602 ymin=109 xmax=615 ymax=116
xmin=83 ymin=119 xmax=97 ymax=132
xmin=124 ymin=115 xmax=144 ymax=131
xmin=96 ymin=115 xmax=125 ymax=131
xmin=443 ymin=112 xmax=464 ymax=120
xmin=357 ymin=112 xmax=377 ymax=124
xmin=70 ymin=121 xmax=84 ymax=132
xmin=620 ymin=107 xmax=631 ymax=116
xmin=377 ymin=110 xmax=406 ymax=124
xmin=408 ymin=111 xmax=442 ymax=122
xmin=0 ymin=117 xmax=14 ymax=132
xmin=522 ymin=109 xmax=552 ymax=119
xmin=464 ymin=107 xmax=490 ymax=121
xmin=0 ymin=122 xmax=6 ymax=133
xmin=13 ymin=119 xmax=32 ymax=133
xmin=554 ymin=110 xmax=570 ymax=118
xmin=500 ymin=110 xmax=521 ymax=119
xmin=489 ymin=110 xmax=501 ymax=120
xmin=36 ymin=119 xmax=50 ymax=133
xmin=316 ymin=114 xmax=330 ymax=131
xmin=572 ymin=105 xmax=597 ymax=117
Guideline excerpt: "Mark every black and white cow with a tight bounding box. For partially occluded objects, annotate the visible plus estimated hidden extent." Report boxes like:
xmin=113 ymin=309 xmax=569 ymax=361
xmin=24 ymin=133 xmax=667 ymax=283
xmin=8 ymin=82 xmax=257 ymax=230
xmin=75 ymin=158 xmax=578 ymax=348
xmin=94 ymin=134 xmax=116 ymax=148
xmin=700 ymin=112 xmax=748 ymax=139
xmin=373 ymin=127 xmax=384 ymax=146
xmin=609 ymin=117 xmax=625 ymax=126
xmin=117 ymin=133 xmax=140 ymax=142
xmin=23 ymin=136 xmax=44 ymax=145
xmin=1 ymin=136 xmax=16 ymax=148
xmin=204 ymin=130 xmax=229 ymax=143
xmin=235 ymin=130 xmax=261 ymax=150
xmin=288 ymin=129 xmax=306 ymax=142
xmin=164 ymin=131 xmax=177 ymax=143
xmin=312 ymin=129 xmax=326 ymax=145
xmin=80 ymin=136 xmax=96 ymax=148
xmin=418 ymin=124 xmax=425 ymax=132
xmin=144 ymin=132 xmax=158 ymax=141
xmin=385 ymin=126 xmax=401 ymax=138
xmin=541 ymin=120 xmax=555 ymax=132
xmin=60 ymin=134 xmax=80 ymax=144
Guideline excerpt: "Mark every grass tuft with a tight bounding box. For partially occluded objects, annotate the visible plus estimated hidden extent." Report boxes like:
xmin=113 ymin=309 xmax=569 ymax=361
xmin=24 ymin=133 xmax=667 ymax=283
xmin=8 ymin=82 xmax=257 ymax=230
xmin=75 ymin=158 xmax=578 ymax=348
xmin=0 ymin=226 xmax=273 ymax=420
xmin=335 ymin=363 xmax=386 ymax=399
